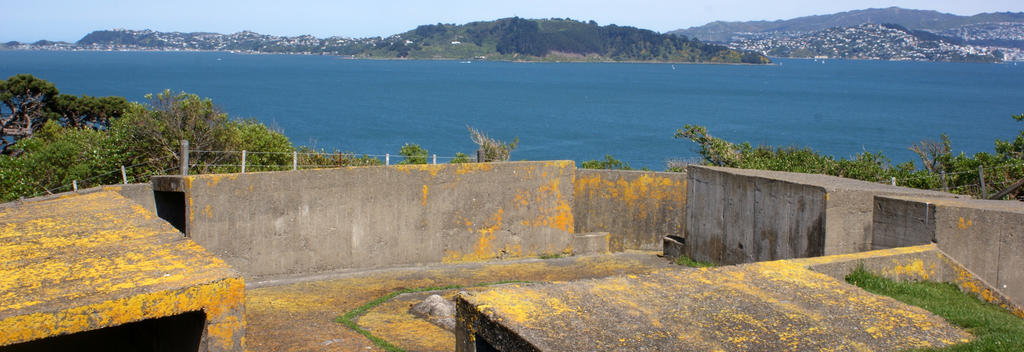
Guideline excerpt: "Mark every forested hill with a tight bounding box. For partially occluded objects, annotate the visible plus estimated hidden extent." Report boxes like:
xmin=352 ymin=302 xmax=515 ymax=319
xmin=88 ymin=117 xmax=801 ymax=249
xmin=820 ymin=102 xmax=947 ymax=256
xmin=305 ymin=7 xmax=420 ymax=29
xmin=367 ymin=18 xmax=769 ymax=63
xmin=8 ymin=18 xmax=769 ymax=64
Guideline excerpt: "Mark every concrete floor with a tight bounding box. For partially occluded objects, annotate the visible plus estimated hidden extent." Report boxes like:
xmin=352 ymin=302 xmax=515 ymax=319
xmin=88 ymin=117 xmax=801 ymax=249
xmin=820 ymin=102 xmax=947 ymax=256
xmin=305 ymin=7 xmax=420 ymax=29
xmin=244 ymin=251 xmax=673 ymax=351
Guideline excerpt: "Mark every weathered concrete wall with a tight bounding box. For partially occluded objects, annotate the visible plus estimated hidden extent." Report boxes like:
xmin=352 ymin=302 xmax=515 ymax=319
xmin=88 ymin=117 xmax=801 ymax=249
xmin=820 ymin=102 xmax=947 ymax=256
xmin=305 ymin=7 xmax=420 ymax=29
xmin=573 ymin=169 xmax=686 ymax=251
xmin=685 ymin=165 xmax=955 ymax=265
xmin=872 ymin=196 xmax=936 ymax=250
xmin=685 ymin=165 xmax=826 ymax=265
xmin=874 ymin=196 xmax=1024 ymax=307
xmin=152 ymin=161 xmax=576 ymax=280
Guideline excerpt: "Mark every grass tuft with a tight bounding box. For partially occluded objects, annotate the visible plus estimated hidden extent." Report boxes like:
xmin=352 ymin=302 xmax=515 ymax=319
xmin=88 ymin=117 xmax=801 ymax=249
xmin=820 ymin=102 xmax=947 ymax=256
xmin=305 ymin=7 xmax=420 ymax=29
xmin=845 ymin=266 xmax=1024 ymax=351
xmin=539 ymin=253 xmax=563 ymax=259
xmin=335 ymin=280 xmax=531 ymax=352
xmin=673 ymin=255 xmax=715 ymax=268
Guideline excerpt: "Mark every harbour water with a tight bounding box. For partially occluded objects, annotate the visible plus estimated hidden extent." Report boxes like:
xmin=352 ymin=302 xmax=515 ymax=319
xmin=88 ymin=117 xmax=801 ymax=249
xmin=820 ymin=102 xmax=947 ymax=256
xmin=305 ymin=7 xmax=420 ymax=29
xmin=1 ymin=51 xmax=1022 ymax=169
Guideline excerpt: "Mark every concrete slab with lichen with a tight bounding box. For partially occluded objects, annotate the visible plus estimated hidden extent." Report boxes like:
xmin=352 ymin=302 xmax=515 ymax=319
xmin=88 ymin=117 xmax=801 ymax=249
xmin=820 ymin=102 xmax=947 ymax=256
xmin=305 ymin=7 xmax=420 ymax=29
xmin=456 ymin=246 xmax=975 ymax=352
xmin=244 ymin=251 xmax=672 ymax=351
xmin=0 ymin=191 xmax=244 ymax=351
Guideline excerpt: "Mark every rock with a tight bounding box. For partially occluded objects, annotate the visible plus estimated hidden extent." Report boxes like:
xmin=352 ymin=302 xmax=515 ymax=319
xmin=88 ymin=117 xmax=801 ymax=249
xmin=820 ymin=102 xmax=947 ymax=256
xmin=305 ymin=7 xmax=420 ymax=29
xmin=410 ymin=294 xmax=456 ymax=331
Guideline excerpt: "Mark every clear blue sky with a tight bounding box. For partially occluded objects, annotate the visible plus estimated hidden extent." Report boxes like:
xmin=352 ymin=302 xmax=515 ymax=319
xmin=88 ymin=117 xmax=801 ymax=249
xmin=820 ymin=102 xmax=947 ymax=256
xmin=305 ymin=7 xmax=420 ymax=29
xmin=4 ymin=0 xmax=1024 ymax=42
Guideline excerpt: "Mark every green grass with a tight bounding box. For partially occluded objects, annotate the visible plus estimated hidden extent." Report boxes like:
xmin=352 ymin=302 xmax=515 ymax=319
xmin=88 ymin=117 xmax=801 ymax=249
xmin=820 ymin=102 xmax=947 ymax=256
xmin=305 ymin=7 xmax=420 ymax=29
xmin=673 ymin=255 xmax=716 ymax=268
xmin=845 ymin=267 xmax=1024 ymax=351
xmin=335 ymin=280 xmax=531 ymax=352
xmin=538 ymin=253 xmax=564 ymax=259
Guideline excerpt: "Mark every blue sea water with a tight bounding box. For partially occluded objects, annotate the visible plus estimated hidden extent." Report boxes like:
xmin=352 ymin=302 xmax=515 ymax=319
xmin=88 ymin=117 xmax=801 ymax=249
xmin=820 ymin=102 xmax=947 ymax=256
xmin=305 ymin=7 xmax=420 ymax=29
xmin=1 ymin=51 xmax=1022 ymax=170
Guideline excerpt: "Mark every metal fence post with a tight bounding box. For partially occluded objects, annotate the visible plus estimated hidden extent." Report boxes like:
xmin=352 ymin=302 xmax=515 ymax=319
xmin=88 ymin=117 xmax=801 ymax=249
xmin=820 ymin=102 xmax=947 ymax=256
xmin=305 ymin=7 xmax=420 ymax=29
xmin=72 ymin=180 xmax=78 ymax=191
xmin=293 ymin=151 xmax=298 ymax=171
xmin=432 ymin=154 xmax=437 ymax=164
xmin=121 ymin=165 xmax=128 ymax=184
xmin=941 ymin=171 xmax=948 ymax=192
xmin=979 ymin=166 xmax=988 ymax=198
xmin=241 ymin=150 xmax=247 ymax=173
xmin=180 ymin=140 xmax=189 ymax=176
xmin=477 ymin=149 xmax=485 ymax=163
xmin=386 ymin=153 xmax=390 ymax=166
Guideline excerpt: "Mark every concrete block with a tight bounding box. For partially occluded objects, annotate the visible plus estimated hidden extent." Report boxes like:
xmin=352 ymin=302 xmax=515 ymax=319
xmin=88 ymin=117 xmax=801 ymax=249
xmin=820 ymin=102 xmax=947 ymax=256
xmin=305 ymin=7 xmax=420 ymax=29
xmin=662 ymin=235 xmax=685 ymax=260
xmin=570 ymin=232 xmax=610 ymax=255
xmin=573 ymin=169 xmax=685 ymax=251
xmin=0 ymin=191 xmax=244 ymax=351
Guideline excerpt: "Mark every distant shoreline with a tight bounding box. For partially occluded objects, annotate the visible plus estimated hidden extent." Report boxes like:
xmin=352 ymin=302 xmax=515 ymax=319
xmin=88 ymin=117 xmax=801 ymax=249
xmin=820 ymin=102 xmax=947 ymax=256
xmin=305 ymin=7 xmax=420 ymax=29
xmin=0 ymin=47 xmax=776 ymax=65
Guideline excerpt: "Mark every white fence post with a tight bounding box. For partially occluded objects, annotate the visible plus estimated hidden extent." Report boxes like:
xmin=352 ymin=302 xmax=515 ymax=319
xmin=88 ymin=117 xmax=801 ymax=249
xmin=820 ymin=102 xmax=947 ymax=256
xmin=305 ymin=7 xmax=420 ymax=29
xmin=241 ymin=150 xmax=247 ymax=173
xmin=72 ymin=180 xmax=78 ymax=191
xmin=293 ymin=151 xmax=298 ymax=171
xmin=432 ymin=154 xmax=437 ymax=164
xmin=891 ymin=177 xmax=896 ymax=186
xmin=121 ymin=165 xmax=128 ymax=184
xmin=386 ymin=153 xmax=390 ymax=166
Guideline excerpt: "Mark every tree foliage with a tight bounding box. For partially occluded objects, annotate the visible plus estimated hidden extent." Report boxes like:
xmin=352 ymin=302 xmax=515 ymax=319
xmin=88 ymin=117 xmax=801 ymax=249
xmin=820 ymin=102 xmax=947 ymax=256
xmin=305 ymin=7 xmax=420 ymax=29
xmin=398 ymin=143 xmax=428 ymax=164
xmin=0 ymin=79 xmax=296 ymax=201
xmin=1 ymin=74 xmax=128 ymax=154
xmin=676 ymin=117 xmax=1024 ymax=200
xmin=581 ymin=155 xmax=634 ymax=170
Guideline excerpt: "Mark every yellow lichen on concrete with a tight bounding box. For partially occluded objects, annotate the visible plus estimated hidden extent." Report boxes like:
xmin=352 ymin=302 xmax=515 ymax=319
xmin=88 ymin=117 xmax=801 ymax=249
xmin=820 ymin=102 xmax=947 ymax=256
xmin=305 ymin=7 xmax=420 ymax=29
xmin=454 ymin=163 xmax=494 ymax=175
xmin=521 ymin=178 xmax=574 ymax=233
xmin=882 ymin=259 xmax=934 ymax=280
xmin=198 ymin=173 xmax=240 ymax=188
xmin=957 ymin=217 xmax=973 ymax=229
xmin=422 ymin=184 xmax=429 ymax=207
xmin=393 ymin=163 xmax=444 ymax=178
xmin=473 ymin=285 xmax=575 ymax=328
xmin=573 ymin=171 xmax=685 ymax=221
xmin=0 ymin=191 xmax=244 ymax=349
xmin=443 ymin=209 xmax=509 ymax=263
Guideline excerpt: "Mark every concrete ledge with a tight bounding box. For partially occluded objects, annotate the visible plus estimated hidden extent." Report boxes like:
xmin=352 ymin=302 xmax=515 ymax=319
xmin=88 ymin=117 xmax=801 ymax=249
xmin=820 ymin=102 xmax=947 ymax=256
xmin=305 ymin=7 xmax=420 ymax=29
xmin=798 ymin=244 xmax=1024 ymax=319
xmin=0 ymin=191 xmax=244 ymax=350
xmin=569 ymin=232 xmax=610 ymax=255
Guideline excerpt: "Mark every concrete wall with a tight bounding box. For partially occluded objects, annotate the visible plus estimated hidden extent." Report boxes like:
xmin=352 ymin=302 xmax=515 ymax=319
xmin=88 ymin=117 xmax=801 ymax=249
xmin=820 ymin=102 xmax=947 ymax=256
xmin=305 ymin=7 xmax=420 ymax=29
xmin=685 ymin=165 xmax=955 ymax=265
xmin=152 ymin=161 xmax=576 ymax=280
xmin=573 ymin=169 xmax=686 ymax=251
xmin=874 ymin=196 xmax=1024 ymax=307
xmin=872 ymin=196 xmax=936 ymax=249
xmin=685 ymin=165 xmax=827 ymax=265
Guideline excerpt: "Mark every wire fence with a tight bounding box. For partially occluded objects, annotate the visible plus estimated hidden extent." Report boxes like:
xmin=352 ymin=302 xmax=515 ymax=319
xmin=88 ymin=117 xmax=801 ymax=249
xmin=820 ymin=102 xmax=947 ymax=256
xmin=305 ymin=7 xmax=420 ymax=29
xmin=12 ymin=144 xmax=1024 ymax=202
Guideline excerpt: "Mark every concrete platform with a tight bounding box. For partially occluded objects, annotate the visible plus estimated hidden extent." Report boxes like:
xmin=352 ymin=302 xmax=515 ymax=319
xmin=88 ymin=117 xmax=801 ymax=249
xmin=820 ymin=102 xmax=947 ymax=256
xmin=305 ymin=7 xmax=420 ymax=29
xmin=0 ymin=191 xmax=244 ymax=351
xmin=244 ymin=251 xmax=673 ymax=351
xmin=457 ymin=247 xmax=974 ymax=352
